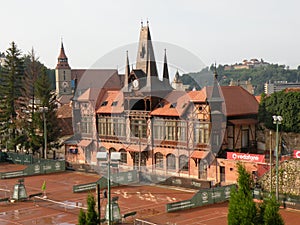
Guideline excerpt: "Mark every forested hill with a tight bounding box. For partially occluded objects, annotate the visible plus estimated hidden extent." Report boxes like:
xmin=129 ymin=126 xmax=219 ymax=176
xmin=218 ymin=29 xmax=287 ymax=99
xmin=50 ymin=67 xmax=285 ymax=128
xmin=181 ymin=64 xmax=300 ymax=95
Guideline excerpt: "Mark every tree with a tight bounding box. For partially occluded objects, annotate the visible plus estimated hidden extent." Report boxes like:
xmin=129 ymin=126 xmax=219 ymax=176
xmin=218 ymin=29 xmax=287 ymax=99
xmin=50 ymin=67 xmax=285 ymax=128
xmin=35 ymin=67 xmax=61 ymax=158
xmin=258 ymin=91 xmax=300 ymax=133
xmin=78 ymin=193 xmax=98 ymax=225
xmin=0 ymin=42 xmax=25 ymax=151
xmin=78 ymin=208 xmax=86 ymax=225
xmin=86 ymin=193 xmax=99 ymax=225
xmin=21 ymin=48 xmax=42 ymax=153
xmin=263 ymin=195 xmax=284 ymax=225
xmin=228 ymin=163 xmax=257 ymax=225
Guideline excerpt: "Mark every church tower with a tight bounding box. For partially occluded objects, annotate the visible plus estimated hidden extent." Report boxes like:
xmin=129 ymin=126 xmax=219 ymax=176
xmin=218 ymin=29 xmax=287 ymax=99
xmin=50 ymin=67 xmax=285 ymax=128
xmin=55 ymin=41 xmax=72 ymax=97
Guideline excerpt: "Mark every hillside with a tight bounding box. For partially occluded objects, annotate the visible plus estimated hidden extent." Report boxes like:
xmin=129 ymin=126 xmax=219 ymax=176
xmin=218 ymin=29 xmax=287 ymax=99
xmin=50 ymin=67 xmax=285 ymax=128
xmin=182 ymin=64 xmax=300 ymax=95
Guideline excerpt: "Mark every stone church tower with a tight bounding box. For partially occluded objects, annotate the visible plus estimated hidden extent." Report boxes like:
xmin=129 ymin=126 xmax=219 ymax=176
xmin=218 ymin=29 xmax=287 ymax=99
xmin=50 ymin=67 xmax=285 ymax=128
xmin=55 ymin=42 xmax=72 ymax=97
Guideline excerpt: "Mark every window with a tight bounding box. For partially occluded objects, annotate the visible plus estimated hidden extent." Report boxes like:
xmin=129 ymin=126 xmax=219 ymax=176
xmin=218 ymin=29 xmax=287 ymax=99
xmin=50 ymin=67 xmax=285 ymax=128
xmin=154 ymin=152 xmax=164 ymax=169
xmin=170 ymin=102 xmax=177 ymax=108
xmin=130 ymin=119 xmax=147 ymax=138
xmin=101 ymin=101 xmax=108 ymax=106
xmin=153 ymin=119 xmax=165 ymax=140
xmin=242 ymin=129 xmax=249 ymax=148
xmin=81 ymin=116 xmax=92 ymax=134
xmin=113 ymin=117 xmax=125 ymax=137
xmin=166 ymin=121 xmax=176 ymax=140
xmin=111 ymin=101 xmax=118 ymax=106
xmin=194 ymin=122 xmax=209 ymax=144
xmin=177 ymin=121 xmax=186 ymax=141
xmin=179 ymin=155 xmax=188 ymax=171
xmin=166 ymin=154 xmax=176 ymax=170
xmin=119 ymin=149 xmax=127 ymax=164
xmin=98 ymin=117 xmax=107 ymax=135
xmin=98 ymin=116 xmax=125 ymax=137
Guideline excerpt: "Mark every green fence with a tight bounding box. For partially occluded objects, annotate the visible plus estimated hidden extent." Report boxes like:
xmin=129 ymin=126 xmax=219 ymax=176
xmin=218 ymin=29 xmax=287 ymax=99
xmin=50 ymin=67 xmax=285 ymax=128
xmin=166 ymin=184 xmax=236 ymax=212
xmin=0 ymin=152 xmax=65 ymax=179
xmin=73 ymin=170 xmax=138 ymax=193
xmin=252 ymin=189 xmax=300 ymax=210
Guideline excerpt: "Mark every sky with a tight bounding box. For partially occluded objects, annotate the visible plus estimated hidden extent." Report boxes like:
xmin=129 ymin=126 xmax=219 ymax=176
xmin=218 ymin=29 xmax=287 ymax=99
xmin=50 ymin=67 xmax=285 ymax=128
xmin=1 ymin=0 xmax=300 ymax=72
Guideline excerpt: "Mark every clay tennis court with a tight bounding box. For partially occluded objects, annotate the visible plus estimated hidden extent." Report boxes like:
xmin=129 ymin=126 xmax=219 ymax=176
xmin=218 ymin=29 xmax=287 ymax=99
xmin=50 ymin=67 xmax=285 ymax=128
xmin=0 ymin=164 xmax=299 ymax=225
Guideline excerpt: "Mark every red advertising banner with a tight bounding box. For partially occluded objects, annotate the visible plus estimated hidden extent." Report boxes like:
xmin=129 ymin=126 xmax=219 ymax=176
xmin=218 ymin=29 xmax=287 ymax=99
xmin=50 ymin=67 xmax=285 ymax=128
xmin=227 ymin=152 xmax=265 ymax=163
xmin=293 ymin=150 xmax=300 ymax=159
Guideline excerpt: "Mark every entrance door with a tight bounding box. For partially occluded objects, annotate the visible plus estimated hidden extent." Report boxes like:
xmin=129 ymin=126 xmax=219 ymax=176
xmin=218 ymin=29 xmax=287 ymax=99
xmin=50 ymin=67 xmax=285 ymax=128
xmin=220 ymin=166 xmax=225 ymax=182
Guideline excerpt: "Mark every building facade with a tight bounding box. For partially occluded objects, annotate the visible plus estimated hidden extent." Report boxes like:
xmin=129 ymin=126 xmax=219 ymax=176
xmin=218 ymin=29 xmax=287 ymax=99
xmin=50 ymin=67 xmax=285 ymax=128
xmin=62 ymin=23 xmax=262 ymax=185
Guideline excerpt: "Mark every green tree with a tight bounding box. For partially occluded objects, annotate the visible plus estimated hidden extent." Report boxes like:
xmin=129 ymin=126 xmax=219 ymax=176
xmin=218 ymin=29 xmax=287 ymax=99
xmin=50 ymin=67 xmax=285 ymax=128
xmin=228 ymin=163 xmax=257 ymax=225
xmin=258 ymin=91 xmax=300 ymax=133
xmin=78 ymin=193 xmax=99 ymax=225
xmin=35 ymin=67 xmax=61 ymax=158
xmin=0 ymin=42 xmax=25 ymax=151
xmin=21 ymin=48 xmax=42 ymax=153
xmin=78 ymin=208 xmax=86 ymax=225
xmin=263 ymin=195 xmax=284 ymax=225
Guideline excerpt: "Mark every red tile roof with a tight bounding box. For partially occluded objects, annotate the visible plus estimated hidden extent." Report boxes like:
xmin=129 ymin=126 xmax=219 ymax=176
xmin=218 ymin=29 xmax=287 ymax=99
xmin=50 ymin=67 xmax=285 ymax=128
xmin=220 ymin=86 xmax=258 ymax=117
xmin=96 ymin=91 xmax=124 ymax=114
xmin=56 ymin=104 xmax=73 ymax=136
xmin=151 ymin=91 xmax=190 ymax=117
xmin=255 ymin=95 xmax=261 ymax=103
xmin=188 ymin=90 xmax=206 ymax=102
xmin=78 ymin=140 xmax=92 ymax=147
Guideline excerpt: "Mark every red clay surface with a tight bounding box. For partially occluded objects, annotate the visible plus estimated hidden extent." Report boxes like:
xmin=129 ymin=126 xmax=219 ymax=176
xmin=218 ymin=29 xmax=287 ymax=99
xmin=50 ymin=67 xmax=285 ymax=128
xmin=0 ymin=164 xmax=299 ymax=225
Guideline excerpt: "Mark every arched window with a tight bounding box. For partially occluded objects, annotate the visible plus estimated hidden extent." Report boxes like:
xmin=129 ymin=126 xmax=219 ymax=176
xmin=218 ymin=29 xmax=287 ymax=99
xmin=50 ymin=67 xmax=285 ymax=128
xmin=154 ymin=152 xmax=164 ymax=169
xmin=109 ymin=147 xmax=116 ymax=153
xmin=179 ymin=155 xmax=188 ymax=171
xmin=119 ymin=149 xmax=127 ymax=164
xmin=166 ymin=154 xmax=176 ymax=170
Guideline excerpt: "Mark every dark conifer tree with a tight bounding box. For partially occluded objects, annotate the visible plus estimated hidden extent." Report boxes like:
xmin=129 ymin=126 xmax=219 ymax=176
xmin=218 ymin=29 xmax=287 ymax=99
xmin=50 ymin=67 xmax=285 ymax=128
xmin=35 ymin=67 xmax=60 ymax=158
xmin=0 ymin=42 xmax=25 ymax=152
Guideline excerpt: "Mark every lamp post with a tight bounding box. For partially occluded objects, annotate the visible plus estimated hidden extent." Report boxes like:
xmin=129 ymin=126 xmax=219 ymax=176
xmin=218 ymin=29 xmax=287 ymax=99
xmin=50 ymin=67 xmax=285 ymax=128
xmin=273 ymin=115 xmax=282 ymax=201
xmin=96 ymin=151 xmax=121 ymax=224
xmin=39 ymin=107 xmax=48 ymax=159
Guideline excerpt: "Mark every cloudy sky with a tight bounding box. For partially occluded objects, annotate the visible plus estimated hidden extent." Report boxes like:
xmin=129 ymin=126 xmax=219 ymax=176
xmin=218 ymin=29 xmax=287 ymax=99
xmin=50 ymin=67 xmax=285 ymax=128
xmin=1 ymin=0 xmax=299 ymax=71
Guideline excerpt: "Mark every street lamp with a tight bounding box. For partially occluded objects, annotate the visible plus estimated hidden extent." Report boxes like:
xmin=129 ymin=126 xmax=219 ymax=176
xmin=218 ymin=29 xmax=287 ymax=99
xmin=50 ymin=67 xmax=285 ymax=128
xmin=96 ymin=151 xmax=121 ymax=224
xmin=39 ymin=107 xmax=48 ymax=159
xmin=273 ymin=115 xmax=282 ymax=201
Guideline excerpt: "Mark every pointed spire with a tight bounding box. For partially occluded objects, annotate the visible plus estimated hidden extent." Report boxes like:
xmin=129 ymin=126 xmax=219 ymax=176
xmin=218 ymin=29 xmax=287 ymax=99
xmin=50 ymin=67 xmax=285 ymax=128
xmin=174 ymin=69 xmax=180 ymax=82
xmin=56 ymin=40 xmax=70 ymax=69
xmin=210 ymin=62 xmax=223 ymax=112
xmin=163 ymin=49 xmax=169 ymax=81
xmin=146 ymin=52 xmax=151 ymax=88
xmin=136 ymin=21 xmax=158 ymax=77
xmin=124 ymin=51 xmax=130 ymax=91
xmin=214 ymin=62 xmax=218 ymax=80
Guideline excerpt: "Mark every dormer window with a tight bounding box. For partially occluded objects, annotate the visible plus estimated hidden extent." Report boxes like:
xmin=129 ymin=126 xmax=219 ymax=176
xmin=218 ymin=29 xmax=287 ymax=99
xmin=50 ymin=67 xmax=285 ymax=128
xmin=101 ymin=101 xmax=108 ymax=106
xmin=170 ymin=102 xmax=177 ymax=108
xmin=158 ymin=102 xmax=165 ymax=108
xmin=111 ymin=101 xmax=118 ymax=106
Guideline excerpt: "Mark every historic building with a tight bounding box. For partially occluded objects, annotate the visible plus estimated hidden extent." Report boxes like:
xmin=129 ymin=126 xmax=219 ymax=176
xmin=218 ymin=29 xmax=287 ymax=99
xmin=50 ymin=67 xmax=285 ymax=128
xmin=61 ymin=23 xmax=261 ymax=185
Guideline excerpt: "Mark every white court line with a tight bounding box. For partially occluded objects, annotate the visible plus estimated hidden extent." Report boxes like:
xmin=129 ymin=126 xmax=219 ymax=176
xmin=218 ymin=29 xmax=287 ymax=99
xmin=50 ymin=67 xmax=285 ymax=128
xmin=34 ymin=196 xmax=87 ymax=210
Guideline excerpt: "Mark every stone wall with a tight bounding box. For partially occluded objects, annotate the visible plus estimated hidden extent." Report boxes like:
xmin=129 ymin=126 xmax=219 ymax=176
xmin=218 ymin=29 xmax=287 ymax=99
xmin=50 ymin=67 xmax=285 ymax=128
xmin=259 ymin=159 xmax=300 ymax=196
xmin=257 ymin=125 xmax=300 ymax=155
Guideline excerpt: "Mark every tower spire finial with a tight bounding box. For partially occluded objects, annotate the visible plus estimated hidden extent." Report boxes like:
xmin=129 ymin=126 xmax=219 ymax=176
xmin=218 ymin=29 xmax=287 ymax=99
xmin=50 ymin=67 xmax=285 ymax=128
xmin=163 ymin=48 xmax=169 ymax=81
xmin=214 ymin=62 xmax=218 ymax=79
xmin=141 ymin=19 xmax=143 ymax=27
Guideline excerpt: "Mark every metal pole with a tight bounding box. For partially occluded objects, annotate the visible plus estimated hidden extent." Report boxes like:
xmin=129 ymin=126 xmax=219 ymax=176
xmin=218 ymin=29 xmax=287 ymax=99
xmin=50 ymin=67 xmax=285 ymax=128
xmin=43 ymin=110 xmax=47 ymax=159
xmin=269 ymin=130 xmax=272 ymax=192
xmin=108 ymin=156 xmax=111 ymax=225
xmin=275 ymin=122 xmax=279 ymax=201
xmin=97 ymin=184 xmax=100 ymax=224
xmin=139 ymin=138 xmax=141 ymax=171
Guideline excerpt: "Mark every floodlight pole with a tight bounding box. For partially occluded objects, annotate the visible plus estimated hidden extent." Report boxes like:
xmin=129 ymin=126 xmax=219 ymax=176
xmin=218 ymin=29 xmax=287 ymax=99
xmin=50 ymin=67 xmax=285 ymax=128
xmin=39 ymin=107 xmax=48 ymax=159
xmin=107 ymin=154 xmax=112 ymax=225
xmin=273 ymin=115 xmax=282 ymax=201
